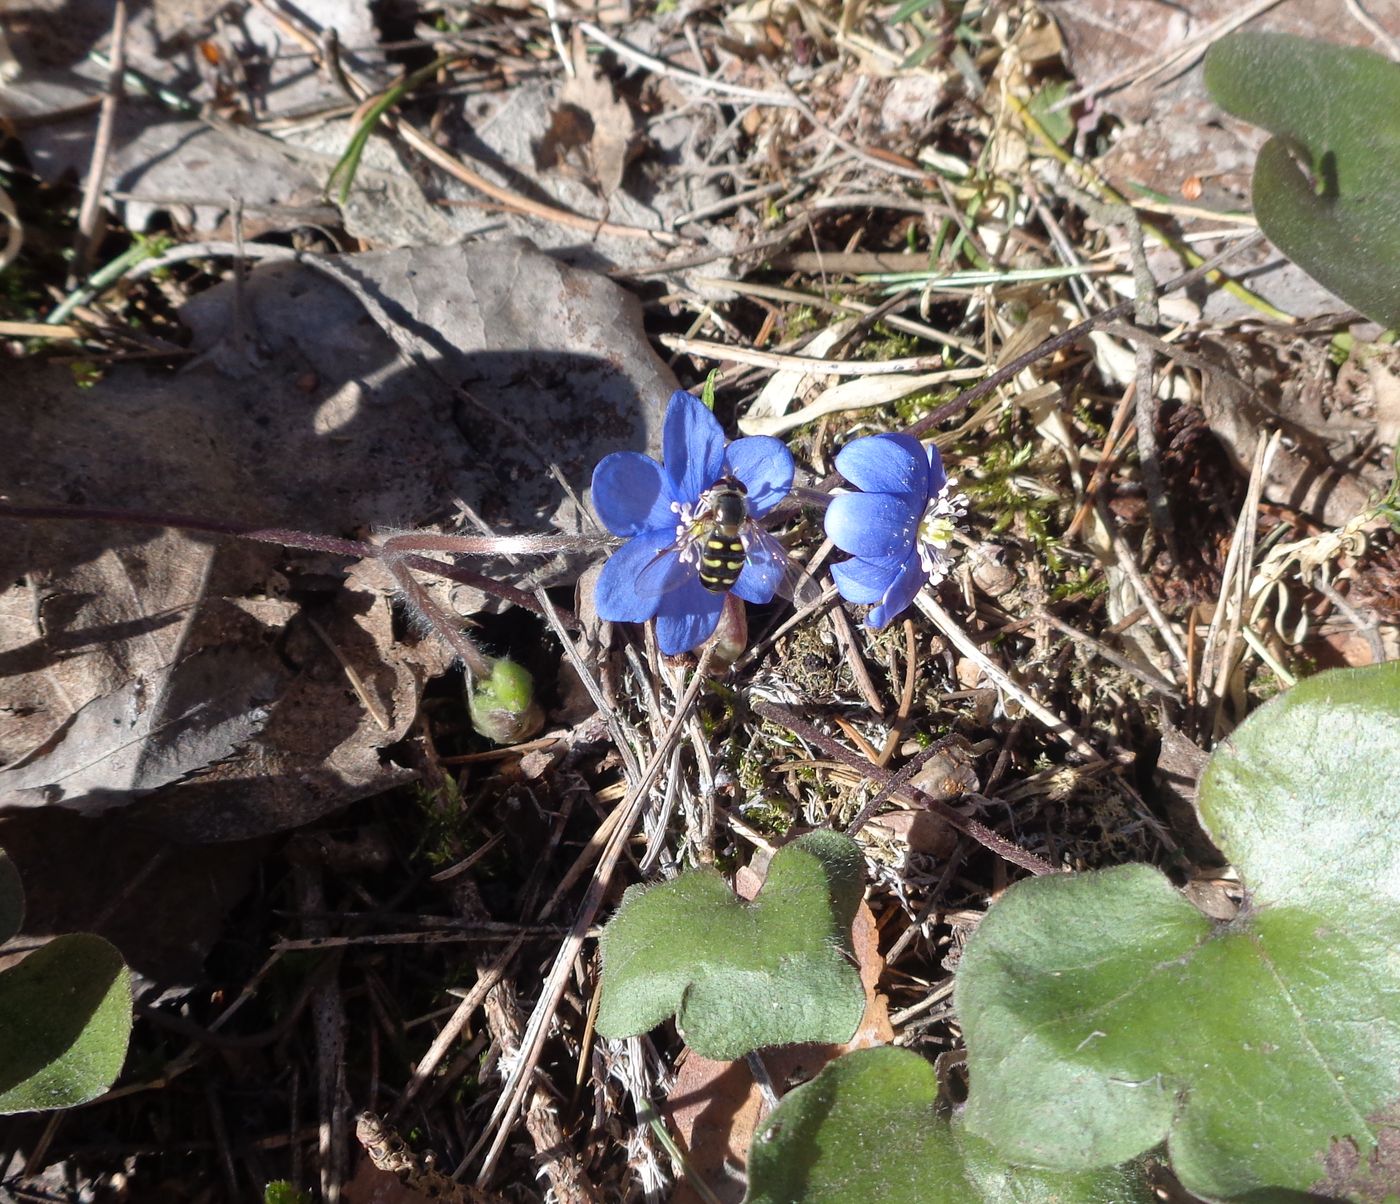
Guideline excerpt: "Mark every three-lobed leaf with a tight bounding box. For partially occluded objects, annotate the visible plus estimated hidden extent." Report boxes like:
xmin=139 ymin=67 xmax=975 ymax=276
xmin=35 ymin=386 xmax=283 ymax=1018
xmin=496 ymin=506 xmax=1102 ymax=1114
xmin=1204 ymin=32 xmax=1400 ymax=328
xmin=957 ymin=662 xmax=1400 ymax=1200
xmin=745 ymin=1046 xmax=1154 ymax=1204
xmin=596 ymin=830 xmax=866 ymax=1060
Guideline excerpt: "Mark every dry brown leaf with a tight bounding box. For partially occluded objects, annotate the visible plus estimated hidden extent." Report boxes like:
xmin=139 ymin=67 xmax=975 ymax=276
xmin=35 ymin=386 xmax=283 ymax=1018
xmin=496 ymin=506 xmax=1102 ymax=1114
xmin=535 ymin=30 xmax=641 ymax=199
xmin=0 ymin=806 xmax=265 ymax=984
xmin=1 ymin=240 xmax=673 ymax=840
xmin=1047 ymin=0 xmax=1400 ymax=321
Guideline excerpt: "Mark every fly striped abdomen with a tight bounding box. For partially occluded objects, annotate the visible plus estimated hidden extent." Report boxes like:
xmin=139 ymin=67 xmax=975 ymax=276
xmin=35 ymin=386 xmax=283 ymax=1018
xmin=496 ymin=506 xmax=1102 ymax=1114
xmin=699 ymin=533 xmax=746 ymax=592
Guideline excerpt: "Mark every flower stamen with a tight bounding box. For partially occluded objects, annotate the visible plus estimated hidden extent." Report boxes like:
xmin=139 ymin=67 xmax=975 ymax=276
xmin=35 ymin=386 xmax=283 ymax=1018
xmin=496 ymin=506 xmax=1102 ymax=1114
xmin=915 ymin=478 xmax=969 ymax=581
xmin=671 ymin=499 xmax=706 ymax=564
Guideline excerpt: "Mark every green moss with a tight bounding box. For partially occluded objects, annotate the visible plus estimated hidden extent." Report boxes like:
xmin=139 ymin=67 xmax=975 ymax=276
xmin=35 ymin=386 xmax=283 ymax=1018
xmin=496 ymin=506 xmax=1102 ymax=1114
xmin=412 ymin=776 xmax=472 ymax=868
xmin=857 ymin=322 xmax=924 ymax=361
xmin=737 ymin=798 xmax=794 ymax=837
xmin=1050 ymin=567 xmax=1107 ymax=603
xmin=1248 ymin=667 xmax=1285 ymax=703
xmin=69 ymin=361 xmax=105 ymax=389
xmin=783 ymin=305 xmax=821 ymax=340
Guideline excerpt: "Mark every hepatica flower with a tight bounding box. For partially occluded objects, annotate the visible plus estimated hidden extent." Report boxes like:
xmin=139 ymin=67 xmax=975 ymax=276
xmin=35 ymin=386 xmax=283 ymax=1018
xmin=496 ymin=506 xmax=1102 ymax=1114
xmin=825 ymin=433 xmax=968 ymax=628
xmin=592 ymin=390 xmax=794 ymax=655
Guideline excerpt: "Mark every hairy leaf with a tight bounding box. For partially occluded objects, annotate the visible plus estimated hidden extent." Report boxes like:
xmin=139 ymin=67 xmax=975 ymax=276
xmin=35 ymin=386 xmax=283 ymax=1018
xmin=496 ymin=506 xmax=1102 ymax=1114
xmin=0 ymin=933 xmax=133 ymax=1113
xmin=1205 ymin=32 xmax=1400 ymax=328
xmin=957 ymin=662 xmax=1400 ymax=1200
xmin=746 ymin=1047 xmax=1153 ymax=1204
xmin=597 ymin=831 xmax=866 ymax=1060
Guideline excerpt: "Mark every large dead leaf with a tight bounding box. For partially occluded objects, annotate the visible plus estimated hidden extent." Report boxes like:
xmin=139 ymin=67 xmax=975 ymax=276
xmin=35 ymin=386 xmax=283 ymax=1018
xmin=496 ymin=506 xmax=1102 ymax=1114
xmin=1 ymin=239 xmax=673 ymax=839
xmin=0 ymin=808 xmax=265 ymax=984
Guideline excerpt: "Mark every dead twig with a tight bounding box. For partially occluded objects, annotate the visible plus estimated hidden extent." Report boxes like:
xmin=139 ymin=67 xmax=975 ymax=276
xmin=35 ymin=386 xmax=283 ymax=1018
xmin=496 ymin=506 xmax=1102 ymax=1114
xmin=915 ymin=594 xmax=1103 ymax=763
xmin=469 ymin=645 xmax=721 ymax=1184
xmin=660 ymin=335 xmax=986 ymax=380
xmin=71 ymin=0 xmax=127 ymax=279
xmin=751 ymin=700 xmax=1057 ymax=877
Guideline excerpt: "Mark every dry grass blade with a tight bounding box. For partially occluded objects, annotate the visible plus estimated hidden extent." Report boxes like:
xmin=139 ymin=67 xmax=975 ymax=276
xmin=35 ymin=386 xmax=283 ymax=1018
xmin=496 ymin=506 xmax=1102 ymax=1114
xmin=662 ymin=335 xmax=986 ymax=380
xmin=470 ymin=646 xmax=720 ymax=1184
xmin=0 ymin=183 xmax=23 ymax=273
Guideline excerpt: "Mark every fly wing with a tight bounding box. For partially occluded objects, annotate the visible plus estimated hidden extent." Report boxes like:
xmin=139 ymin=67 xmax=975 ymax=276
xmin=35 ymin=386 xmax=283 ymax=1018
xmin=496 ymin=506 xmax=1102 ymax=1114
xmin=633 ymin=543 xmax=691 ymax=600
xmin=742 ymin=525 xmax=823 ymax=608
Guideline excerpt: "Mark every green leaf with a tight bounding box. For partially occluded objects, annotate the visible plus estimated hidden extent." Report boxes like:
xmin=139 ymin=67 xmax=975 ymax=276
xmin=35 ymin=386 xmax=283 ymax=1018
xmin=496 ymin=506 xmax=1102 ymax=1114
xmin=0 ymin=933 xmax=134 ymax=1113
xmin=0 ymin=847 xmax=22 ymax=945
xmin=1204 ymin=32 xmax=1400 ymax=328
xmin=596 ymin=831 xmax=866 ymax=1060
xmin=889 ymin=0 xmax=942 ymax=25
xmin=745 ymin=1047 xmax=1154 ymax=1204
xmin=957 ymin=662 xmax=1400 ymax=1200
xmin=1027 ymin=80 xmax=1075 ymax=148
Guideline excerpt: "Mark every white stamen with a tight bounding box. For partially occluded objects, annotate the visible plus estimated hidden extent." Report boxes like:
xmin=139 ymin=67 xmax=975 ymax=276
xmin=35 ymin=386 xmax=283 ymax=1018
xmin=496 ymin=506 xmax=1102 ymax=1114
xmin=916 ymin=478 xmax=969 ymax=581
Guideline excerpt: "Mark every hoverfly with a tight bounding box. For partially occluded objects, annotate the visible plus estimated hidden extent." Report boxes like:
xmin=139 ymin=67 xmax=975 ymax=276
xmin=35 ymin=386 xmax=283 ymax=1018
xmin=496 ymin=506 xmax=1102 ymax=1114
xmin=634 ymin=476 xmax=817 ymax=605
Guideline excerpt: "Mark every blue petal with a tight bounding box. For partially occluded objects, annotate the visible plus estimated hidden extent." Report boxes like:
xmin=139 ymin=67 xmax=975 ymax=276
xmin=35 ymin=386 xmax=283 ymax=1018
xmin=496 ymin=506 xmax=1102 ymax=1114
xmin=834 ymin=433 xmax=928 ymax=499
xmin=825 ymin=491 xmax=921 ymax=560
xmin=830 ymin=554 xmax=903 ymax=604
xmin=868 ymin=552 xmax=928 ymax=629
xmin=725 ymin=436 xmax=794 ymax=517
xmin=926 ymin=442 xmax=948 ymax=496
xmin=654 ymin=575 xmax=725 ymax=655
xmin=731 ymin=532 xmax=783 ymax=604
xmin=662 ymin=391 xmax=726 ymax=505
xmin=594 ymin=528 xmax=676 ymax=623
xmin=591 ymin=452 xmax=673 ymax=537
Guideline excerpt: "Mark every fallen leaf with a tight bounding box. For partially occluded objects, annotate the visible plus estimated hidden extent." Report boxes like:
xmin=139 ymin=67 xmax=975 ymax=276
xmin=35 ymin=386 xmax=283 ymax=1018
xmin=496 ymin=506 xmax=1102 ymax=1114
xmin=535 ymin=31 xmax=641 ymax=198
xmin=2 ymin=240 xmax=673 ymax=839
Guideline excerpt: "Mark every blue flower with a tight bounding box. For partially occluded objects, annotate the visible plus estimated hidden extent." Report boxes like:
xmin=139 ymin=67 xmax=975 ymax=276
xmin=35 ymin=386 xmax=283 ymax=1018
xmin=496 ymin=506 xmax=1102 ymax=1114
xmin=592 ymin=390 xmax=795 ymax=655
xmin=824 ymin=433 xmax=968 ymax=629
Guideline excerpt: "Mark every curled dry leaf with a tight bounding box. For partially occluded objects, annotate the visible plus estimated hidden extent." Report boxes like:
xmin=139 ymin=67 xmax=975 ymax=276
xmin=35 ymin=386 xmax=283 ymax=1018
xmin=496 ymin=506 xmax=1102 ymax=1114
xmin=535 ymin=30 xmax=641 ymax=199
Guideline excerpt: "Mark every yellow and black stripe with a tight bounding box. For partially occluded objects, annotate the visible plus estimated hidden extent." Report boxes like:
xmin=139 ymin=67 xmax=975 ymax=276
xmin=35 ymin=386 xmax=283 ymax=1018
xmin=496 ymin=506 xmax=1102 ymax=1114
xmin=698 ymin=533 xmax=746 ymax=592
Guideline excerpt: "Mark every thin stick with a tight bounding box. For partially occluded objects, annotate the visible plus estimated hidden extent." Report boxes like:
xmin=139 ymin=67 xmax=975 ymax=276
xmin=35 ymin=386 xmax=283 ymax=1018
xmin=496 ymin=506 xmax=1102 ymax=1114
xmin=877 ymin=620 xmax=919 ymax=766
xmin=382 ymin=557 xmax=492 ymax=679
xmin=1056 ymin=0 xmax=1287 ymax=108
xmin=72 ymin=0 xmax=127 ymax=278
xmin=0 ymin=320 xmax=86 ymax=339
xmin=751 ymin=701 xmax=1056 ymax=876
xmin=1345 ymin=0 xmax=1400 ymax=58
xmin=1036 ymin=609 xmax=1181 ymax=701
xmin=830 ymin=604 xmax=887 ymax=717
xmin=1196 ymin=431 xmax=1278 ymax=705
xmin=576 ymin=21 xmax=801 ymax=108
xmin=1094 ymin=497 xmax=1188 ymax=672
xmin=896 ymin=235 xmax=1265 ymax=449
xmin=732 ymin=582 xmax=839 ymax=673
xmin=1211 ymin=432 xmax=1283 ymax=726
xmin=696 ymin=276 xmax=984 ymax=358
xmin=1064 ymin=380 xmax=1137 ymax=541
xmin=661 ymin=335 xmax=987 ymax=380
